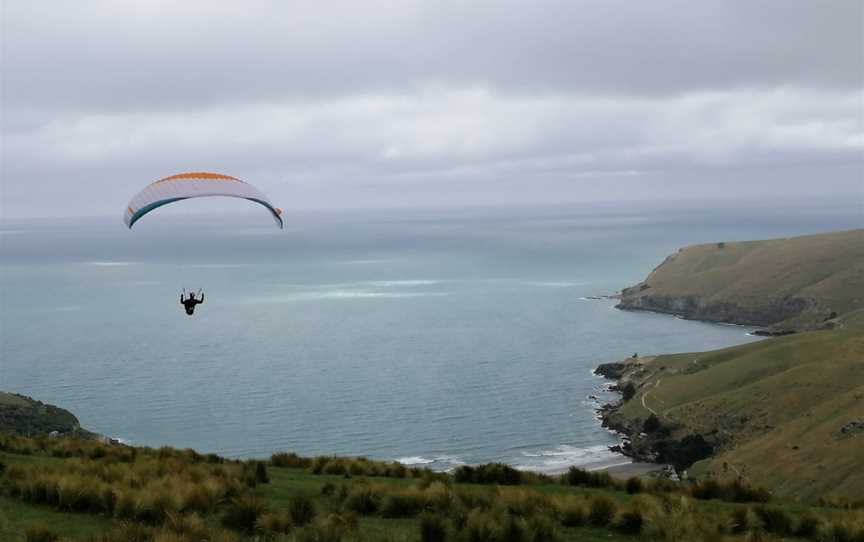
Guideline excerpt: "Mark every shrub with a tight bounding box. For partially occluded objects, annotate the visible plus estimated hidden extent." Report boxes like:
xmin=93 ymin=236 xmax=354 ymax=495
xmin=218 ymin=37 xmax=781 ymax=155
xmin=621 ymin=382 xmax=636 ymax=401
xmin=270 ymin=452 xmax=308 ymax=468
xmin=114 ymin=490 xmax=137 ymax=519
xmin=427 ymin=482 xmax=454 ymax=513
xmin=460 ymin=510 xmax=500 ymax=541
xmin=556 ymin=498 xmax=586 ymax=527
xmin=795 ymin=513 xmax=822 ymax=538
xmin=615 ymin=507 xmax=644 ymax=534
xmin=655 ymin=434 xmax=713 ymax=472
xmin=818 ymin=520 xmax=864 ymax=542
xmin=323 ymin=459 xmax=347 ymax=476
xmin=88 ymin=522 xmax=155 ymax=542
xmin=345 ymin=486 xmax=379 ymax=515
xmin=257 ymin=511 xmax=293 ymax=534
xmin=290 ymin=513 xmax=359 ymax=542
xmin=525 ymin=514 xmax=558 ymax=542
xmin=691 ymin=479 xmax=722 ymax=500
xmin=419 ymin=512 xmax=448 ymax=542
xmin=588 ymin=496 xmax=617 ymax=526
xmin=321 ymin=481 xmax=336 ymax=496
xmin=288 ymin=495 xmax=317 ymax=526
xmin=24 ymin=525 xmax=59 ymax=542
xmin=753 ymin=505 xmax=794 ymax=536
xmin=454 ymin=488 xmax=493 ymax=512
xmin=727 ymin=480 xmax=771 ymax=503
xmin=643 ymin=414 xmax=662 ymax=433
xmin=453 ymin=463 xmax=523 ymax=485
xmin=625 ymin=476 xmax=643 ymax=495
xmin=562 ymin=466 xmax=614 ymax=488
xmin=221 ymin=494 xmax=268 ymax=532
xmin=254 ymin=461 xmax=269 ymax=484
xmin=497 ymin=488 xmax=553 ymax=519
xmin=381 ymin=490 xmax=427 ymax=518
xmin=729 ymin=506 xmax=761 ymax=534
xmin=496 ymin=513 xmax=527 ymax=541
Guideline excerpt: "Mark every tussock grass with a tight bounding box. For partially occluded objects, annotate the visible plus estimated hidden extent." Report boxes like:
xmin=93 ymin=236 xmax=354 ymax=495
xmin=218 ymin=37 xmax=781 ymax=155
xmin=24 ymin=524 xmax=60 ymax=542
xmin=3 ymin=434 xmax=864 ymax=541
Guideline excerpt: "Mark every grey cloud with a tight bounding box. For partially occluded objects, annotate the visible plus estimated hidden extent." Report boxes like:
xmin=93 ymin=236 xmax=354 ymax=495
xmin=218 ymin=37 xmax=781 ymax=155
xmin=3 ymin=1 xmax=862 ymax=113
xmin=2 ymin=1 xmax=862 ymax=219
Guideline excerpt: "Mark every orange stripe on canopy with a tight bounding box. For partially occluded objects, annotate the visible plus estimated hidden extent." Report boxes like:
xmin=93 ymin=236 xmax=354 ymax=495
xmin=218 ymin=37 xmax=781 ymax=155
xmin=154 ymin=172 xmax=243 ymax=184
xmin=128 ymin=206 xmax=135 ymax=214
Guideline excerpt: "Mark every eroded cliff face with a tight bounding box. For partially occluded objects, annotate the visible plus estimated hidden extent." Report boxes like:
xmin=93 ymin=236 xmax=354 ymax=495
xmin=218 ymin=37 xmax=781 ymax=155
xmin=615 ymin=287 xmax=822 ymax=328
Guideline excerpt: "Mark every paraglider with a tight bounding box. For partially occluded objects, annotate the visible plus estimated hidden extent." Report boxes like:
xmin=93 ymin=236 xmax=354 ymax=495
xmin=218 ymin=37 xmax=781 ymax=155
xmin=181 ymin=289 xmax=205 ymax=316
xmin=124 ymin=172 xmax=283 ymax=316
xmin=124 ymin=172 xmax=283 ymax=229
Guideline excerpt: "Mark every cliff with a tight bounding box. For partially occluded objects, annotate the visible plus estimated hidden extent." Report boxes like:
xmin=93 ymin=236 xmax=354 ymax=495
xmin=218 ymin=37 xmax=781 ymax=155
xmin=616 ymin=229 xmax=864 ymax=332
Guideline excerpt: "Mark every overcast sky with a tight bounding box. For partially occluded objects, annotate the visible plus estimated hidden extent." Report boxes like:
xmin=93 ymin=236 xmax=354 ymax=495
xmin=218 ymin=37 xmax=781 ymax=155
xmin=1 ymin=1 xmax=862 ymax=219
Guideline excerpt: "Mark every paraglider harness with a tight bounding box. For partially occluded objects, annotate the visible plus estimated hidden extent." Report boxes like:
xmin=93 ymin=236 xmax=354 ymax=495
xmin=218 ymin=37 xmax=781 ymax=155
xmin=181 ymin=289 xmax=204 ymax=316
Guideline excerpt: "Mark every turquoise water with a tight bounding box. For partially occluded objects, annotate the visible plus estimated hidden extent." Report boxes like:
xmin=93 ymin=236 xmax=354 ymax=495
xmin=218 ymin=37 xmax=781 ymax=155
xmin=1 ymin=201 xmax=859 ymax=471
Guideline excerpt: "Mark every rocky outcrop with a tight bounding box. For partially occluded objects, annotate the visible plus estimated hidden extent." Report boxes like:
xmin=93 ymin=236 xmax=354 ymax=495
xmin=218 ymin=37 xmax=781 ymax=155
xmin=838 ymin=420 xmax=864 ymax=438
xmin=594 ymin=361 xmax=628 ymax=379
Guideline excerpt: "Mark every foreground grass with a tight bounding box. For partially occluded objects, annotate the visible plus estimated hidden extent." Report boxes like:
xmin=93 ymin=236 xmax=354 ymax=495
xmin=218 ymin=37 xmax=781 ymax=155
xmin=1 ymin=434 xmax=862 ymax=541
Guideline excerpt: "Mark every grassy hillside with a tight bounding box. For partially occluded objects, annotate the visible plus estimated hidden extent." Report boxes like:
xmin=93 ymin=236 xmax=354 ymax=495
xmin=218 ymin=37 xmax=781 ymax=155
xmin=616 ymin=229 xmax=864 ymax=330
xmin=1 ymin=433 xmax=863 ymax=541
xmin=0 ymin=392 xmax=84 ymax=437
xmin=605 ymin=310 xmax=864 ymax=503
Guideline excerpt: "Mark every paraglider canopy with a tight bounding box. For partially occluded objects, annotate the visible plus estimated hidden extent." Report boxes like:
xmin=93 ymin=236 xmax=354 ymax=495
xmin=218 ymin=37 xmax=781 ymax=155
xmin=124 ymin=172 xmax=283 ymax=228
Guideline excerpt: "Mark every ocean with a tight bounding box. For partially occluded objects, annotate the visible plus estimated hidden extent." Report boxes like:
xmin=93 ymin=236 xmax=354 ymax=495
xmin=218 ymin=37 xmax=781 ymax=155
xmin=1 ymin=198 xmax=860 ymax=472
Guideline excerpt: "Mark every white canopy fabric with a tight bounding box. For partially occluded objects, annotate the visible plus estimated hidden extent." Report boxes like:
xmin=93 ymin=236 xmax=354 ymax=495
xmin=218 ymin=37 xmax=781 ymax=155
xmin=124 ymin=172 xmax=283 ymax=228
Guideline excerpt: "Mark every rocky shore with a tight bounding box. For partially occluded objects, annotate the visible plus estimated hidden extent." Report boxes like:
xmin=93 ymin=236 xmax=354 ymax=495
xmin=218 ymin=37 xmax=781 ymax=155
xmin=593 ymin=359 xmax=713 ymax=476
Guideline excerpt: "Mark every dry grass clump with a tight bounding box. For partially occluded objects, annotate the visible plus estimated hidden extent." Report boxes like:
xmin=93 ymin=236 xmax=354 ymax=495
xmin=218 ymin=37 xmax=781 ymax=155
xmin=304 ymin=455 xmax=428 ymax=479
xmin=4 ymin=444 xmax=250 ymax=527
xmin=453 ymin=463 xmax=523 ymax=485
xmin=287 ymin=495 xmax=317 ymax=526
xmin=419 ymin=512 xmax=449 ymax=542
xmin=257 ymin=510 xmax=294 ymax=534
xmin=553 ymin=496 xmax=587 ymax=527
xmin=271 ymin=452 xmax=311 ymax=469
xmin=690 ymin=478 xmax=772 ymax=503
xmin=495 ymin=487 xmax=556 ymax=519
xmin=637 ymin=494 xmax=725 ymax=542
xmin=83 ymin=521 xmax=241 ymax=542
xmin=561 ymin=466 xmax=617 ymax=489
xmin=814 ymin=511 xmax=864 ymax=542
xmin=820 ymin=496 xmax=864 ymax=510
xmin=587 ymin=495 xmax=617 ymax=526
xmin=24 ymin=524 xmax=61 ymax=542
xmin=380 ymin=487 xmax=428 ymax=518
xmin=286 ymin=512 xmax=361 ymax=542
xmin=446 ymin=507 xmax=560 ymax=542
xmin=344 ymin=485 xmax=381 ymax=515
